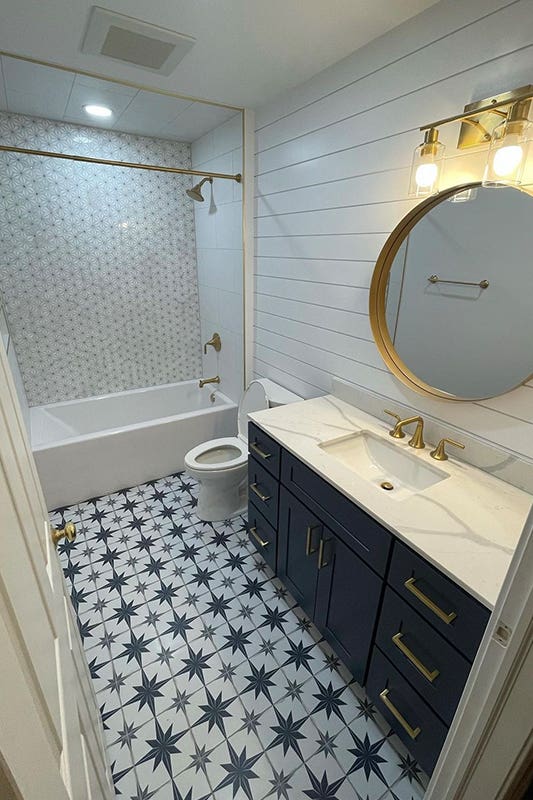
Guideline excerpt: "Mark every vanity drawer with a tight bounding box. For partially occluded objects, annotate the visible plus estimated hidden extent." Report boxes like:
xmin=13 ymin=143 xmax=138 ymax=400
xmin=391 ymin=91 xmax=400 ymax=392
xmin=248 ymin=457 xmax=279 ymax=529
xmin=281 ymin=450 xmax=391 ymax=575
xmin=389 ymin=541 xmax=490 ymax=662
xmin=376 ymin=588 xmax=471 ymax=726
xmin=367 ymin=647 xmax=448 ymax=776
xmin=247 ymin=504 xmax=277 ymax=571
xmin=248 ymin=422 xmax=281 ymax=479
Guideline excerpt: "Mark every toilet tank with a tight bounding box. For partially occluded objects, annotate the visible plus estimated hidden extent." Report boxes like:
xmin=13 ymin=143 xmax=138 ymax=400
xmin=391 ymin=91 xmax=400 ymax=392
xmin=257 ymin=378 xmax=302 ymax=407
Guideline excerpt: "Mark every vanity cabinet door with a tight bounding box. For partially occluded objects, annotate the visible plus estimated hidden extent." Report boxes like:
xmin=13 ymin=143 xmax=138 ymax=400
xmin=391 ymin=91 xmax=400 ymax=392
xmin=315 ymin=533 xmax=383 ymax=685
xmin=278 ymin=488 xmax=323 ymax=620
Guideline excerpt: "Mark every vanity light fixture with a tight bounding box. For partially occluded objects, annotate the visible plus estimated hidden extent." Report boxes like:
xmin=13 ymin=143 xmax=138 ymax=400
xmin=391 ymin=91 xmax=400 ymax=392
xmin=482 ymin=98 xmax=532 ymax=187
xmin=409 ymin=127 xmax=445 ymax=197
xmin=83 ymin=104 xmax=113 ymax=118
xmin=411 ymin=85 xmax=533 ymax=194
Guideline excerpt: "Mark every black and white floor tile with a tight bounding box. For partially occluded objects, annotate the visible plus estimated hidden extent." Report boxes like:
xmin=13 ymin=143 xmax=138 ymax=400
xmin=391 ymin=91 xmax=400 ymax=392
xmin=55 ymin=472 xmax=427 ymax=800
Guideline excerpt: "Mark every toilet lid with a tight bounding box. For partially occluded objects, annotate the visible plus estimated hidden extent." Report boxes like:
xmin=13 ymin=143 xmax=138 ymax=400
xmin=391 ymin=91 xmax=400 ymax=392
xmin=238 ymin=380 xmax=269 ymax=439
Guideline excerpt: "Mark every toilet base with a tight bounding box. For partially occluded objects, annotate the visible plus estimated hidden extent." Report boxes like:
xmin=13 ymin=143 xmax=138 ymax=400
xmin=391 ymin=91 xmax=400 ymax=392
xmin=187 ymin=466 xmax=248 ymax=522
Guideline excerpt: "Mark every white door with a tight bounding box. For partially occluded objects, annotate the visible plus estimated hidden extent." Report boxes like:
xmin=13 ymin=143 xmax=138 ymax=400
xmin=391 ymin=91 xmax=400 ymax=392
xmin=0 ymin=345 xmax=113 ymax=799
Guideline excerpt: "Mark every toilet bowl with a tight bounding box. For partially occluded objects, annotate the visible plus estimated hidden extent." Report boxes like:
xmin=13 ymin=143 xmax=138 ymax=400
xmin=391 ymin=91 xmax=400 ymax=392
xmin=184 ymin=379 xmax=300 ymax=521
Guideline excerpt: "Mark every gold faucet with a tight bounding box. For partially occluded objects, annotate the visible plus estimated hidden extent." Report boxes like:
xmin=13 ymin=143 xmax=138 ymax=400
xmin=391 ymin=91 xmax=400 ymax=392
xmin=204 ymin=332 xmax=221 ymax=354
xmin=199 ymin=375 xmax=220 ymax=388
xmin=430 ymin=437 xmax=465 ymax=461
xmin=384 ymin=410 xmax=426 ymax=449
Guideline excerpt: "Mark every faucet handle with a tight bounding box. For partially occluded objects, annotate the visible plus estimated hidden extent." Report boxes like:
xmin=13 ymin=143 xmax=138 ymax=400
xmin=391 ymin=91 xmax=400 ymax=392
xmin=384 ymin=409 xmax=402 ymax=423
xmin=430 ymin=438 xmax=465 ymax=461
xmin=384 ymin=409 xmax=405 ymax=438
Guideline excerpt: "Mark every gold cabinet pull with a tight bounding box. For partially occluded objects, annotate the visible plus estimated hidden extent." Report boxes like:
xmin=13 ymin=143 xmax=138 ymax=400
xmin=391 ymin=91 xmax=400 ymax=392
xmin=404 ymin=577 xmax=457 ymax=625
xmin=392 ymin=632 xmax=440 ymax=683
xmin=305 ymin=524 xmax=321 ymax=556
xmin=51 ymin=521 xmax=77 ymax=547
xmin=250 ymin=442 xmax=272 ymax=460
xmin=249 ymin=527 xmax=268 ymax=547
xmin=379 ymin=689 xmax=421 ymax=740
xmin=317 ymin=538 xmax=331 ymax=569
xmin=250 ymin=483 xmax=271 ymax=503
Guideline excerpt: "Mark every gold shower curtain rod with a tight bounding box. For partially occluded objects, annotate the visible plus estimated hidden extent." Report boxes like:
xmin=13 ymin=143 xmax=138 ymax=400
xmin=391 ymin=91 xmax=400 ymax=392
xmin=0 ymin=143 xmax=242 ymax=182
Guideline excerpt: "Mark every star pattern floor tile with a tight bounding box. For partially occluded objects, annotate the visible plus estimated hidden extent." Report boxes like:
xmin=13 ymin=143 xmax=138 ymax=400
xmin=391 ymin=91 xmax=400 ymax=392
xmin=56 ymin=472 xmax=427 ymax=800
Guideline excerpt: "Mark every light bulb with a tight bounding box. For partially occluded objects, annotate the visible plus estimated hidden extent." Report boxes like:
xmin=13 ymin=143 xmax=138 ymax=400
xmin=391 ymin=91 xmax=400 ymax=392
xmin=83 ymin=104 xmax=113 ymax=118
xmin=415 ymin=162 xmax=438 ymax=188
xmin=491 ymin=144 xmax=524 ymax=177
xmin=409 ymin=128 xmax=445 ymax=197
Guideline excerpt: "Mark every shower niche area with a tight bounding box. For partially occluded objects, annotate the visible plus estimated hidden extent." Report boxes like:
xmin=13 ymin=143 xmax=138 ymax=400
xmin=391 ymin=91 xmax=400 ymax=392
xmin=0 ymin=54 xmax=246 ymax=508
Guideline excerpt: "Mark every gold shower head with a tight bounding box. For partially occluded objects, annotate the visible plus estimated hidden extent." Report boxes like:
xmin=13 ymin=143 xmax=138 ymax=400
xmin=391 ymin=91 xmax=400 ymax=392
xmin=186 ymin=176 xmax=213 ymax=201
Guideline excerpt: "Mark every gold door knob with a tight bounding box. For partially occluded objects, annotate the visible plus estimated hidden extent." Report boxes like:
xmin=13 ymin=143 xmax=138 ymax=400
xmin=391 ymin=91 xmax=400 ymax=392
xmin=51 ymin=521 xmax=77 ymax=547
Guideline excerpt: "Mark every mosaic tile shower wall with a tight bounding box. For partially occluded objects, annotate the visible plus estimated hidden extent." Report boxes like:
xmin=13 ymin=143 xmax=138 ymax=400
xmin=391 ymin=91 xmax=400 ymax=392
xmin=0 ymin=112 xmax=202 ymax=405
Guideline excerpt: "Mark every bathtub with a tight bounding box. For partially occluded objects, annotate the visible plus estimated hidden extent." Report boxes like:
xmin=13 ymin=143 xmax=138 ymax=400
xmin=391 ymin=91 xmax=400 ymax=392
xmin=31 ymin=380 xmax=238 ymax=510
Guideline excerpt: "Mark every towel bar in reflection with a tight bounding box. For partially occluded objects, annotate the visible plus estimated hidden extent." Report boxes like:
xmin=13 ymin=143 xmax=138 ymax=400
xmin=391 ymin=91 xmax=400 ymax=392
xmin=428 ymin=274 xmax=489 ymax=289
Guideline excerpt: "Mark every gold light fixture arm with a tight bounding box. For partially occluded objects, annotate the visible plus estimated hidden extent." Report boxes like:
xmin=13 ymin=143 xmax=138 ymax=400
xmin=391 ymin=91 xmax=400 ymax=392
xmin=419 ymin=88 xmax=533 ymax=133
xmin=0 ymin=144 xmax=242 ymax=182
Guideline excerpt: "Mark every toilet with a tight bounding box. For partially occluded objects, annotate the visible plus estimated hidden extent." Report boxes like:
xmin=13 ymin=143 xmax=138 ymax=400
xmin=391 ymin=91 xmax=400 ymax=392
xmin=184 ymin=379 xmax=301 ymax=521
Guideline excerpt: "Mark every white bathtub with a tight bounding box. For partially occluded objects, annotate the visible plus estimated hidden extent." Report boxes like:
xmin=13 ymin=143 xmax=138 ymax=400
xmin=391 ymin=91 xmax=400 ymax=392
xmin=31 ymin=380 xmax=237 ymax=510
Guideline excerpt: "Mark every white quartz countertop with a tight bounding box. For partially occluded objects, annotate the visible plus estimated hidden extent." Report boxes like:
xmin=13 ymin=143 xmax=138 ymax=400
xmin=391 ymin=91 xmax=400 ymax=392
xmin=249 ymin=395 xmax=532 ymax=609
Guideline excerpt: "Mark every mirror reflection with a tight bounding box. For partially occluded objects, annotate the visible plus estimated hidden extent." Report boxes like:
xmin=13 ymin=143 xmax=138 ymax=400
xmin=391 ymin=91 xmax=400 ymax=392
xmin=384 ymin=184 xmax=533 ymax=399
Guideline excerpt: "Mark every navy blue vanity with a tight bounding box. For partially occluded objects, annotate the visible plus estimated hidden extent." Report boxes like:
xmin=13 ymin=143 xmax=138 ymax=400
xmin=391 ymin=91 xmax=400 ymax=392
xmin=246 ymin=421 xmax=490 ymax=776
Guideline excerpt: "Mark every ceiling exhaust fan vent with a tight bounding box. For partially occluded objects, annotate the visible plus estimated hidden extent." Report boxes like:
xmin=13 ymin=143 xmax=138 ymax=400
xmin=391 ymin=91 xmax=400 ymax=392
xmin=81 ymin=6 xmax=196 ymax=75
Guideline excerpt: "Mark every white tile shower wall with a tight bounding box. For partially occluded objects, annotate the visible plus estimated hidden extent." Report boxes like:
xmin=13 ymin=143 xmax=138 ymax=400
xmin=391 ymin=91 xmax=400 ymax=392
xmin=253 ymin=0 xmax=533 ymax=464
xmin=0 ymin=112 xmax=202 ymax=405
xmin=192 ymin=113 xmax=244 ymax=404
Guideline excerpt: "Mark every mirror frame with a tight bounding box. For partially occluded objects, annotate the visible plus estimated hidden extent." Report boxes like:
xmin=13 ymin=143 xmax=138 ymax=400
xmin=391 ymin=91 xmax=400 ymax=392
xmin=369 ymin=181 xmax=533 ymax=402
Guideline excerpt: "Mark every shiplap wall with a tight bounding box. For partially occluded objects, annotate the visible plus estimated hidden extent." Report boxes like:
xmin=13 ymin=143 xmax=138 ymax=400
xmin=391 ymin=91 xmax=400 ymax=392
xmin=253 ymin=0 xmax=533 ymax=462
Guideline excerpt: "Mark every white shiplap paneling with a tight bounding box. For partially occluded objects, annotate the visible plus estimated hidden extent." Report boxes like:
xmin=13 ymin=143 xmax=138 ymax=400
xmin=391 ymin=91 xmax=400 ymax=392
xmin=253 ymin=0 xmax=533 ymax=461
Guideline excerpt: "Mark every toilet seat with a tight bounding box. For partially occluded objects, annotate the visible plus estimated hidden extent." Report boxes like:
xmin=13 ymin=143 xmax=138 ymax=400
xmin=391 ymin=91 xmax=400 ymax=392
xmin=184 ymin=436 xmax=247 ymax=472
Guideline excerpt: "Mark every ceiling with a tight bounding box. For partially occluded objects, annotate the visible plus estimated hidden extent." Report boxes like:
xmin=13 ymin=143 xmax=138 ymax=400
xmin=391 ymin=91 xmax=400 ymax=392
xmin=0 ymin=55 xmax=237 ymax=142
xmin=0 ymin=0 xmax=439 ymax=109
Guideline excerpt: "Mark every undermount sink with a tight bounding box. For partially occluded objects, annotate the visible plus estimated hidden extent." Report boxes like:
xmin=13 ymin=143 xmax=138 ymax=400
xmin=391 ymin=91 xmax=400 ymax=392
xmin=319 ymin=430 xmax=448 ymax=499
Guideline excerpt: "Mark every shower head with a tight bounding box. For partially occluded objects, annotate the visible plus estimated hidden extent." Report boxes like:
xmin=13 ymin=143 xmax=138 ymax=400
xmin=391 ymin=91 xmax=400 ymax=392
xmin=186 ymin=176 xmax=213 ymax=202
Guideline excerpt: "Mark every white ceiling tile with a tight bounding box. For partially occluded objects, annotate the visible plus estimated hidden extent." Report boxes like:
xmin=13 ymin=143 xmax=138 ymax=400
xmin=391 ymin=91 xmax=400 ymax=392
xmin=116 ymin=90 xmax=192 ymax=129
xmin=6 ymin=89 xmax=69 ymax=120
xmin=160 ymin=103 xmax=237 ymax=142
xmin=0 ymin=55 xmax=240 ymax=142
xmin=64 ymin=82 xmax=136 ymax=124
xmin=2 ymin=56 xmax=74 ymax=94
xmin=73 ymin=73 xmax=138 ymax=97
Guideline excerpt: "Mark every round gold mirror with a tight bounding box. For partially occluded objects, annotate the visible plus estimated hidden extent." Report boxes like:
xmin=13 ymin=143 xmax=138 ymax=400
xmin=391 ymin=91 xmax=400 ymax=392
xmin=369 ymin=182 xmax=533 ymax=401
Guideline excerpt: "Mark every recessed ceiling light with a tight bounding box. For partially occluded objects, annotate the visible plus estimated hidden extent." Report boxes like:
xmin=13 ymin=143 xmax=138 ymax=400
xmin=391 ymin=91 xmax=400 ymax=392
xmin=83 ymin=104 xmax=113 ymax=118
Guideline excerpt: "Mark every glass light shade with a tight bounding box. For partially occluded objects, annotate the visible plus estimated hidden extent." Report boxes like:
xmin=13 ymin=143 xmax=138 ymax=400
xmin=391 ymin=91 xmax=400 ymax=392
xmin=483 ymin=104 xmax=532 ymax=187
xmin=409 ymin=129 xmax=445 ymax=198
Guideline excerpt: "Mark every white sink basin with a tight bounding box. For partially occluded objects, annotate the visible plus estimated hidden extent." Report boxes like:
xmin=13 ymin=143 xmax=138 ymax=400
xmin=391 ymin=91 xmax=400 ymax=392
xmin=319 ymin=430 xmax=448 ymax=499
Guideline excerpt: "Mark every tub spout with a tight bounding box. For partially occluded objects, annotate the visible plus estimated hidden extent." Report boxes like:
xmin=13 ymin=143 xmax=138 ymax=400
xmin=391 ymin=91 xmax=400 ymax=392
xmin=199 ymin=375 xmax=220 ymax=389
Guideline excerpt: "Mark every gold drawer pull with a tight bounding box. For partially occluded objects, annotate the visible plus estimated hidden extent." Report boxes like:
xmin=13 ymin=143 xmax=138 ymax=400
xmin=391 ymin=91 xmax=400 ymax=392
xmin=250 ymin=442 xmax=272 ymax=460
xmin=404 ymin=577 xmax=457 ymax=625
xmin=305 ymin=524 xmax=321 ymax=556
xmin=392 ymin=632 xmax=440 ymax=683
xmin=250 ymin=527 xmax=268 ymax=547
xmin=380 ymin=689 xmax=421 ymax=740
